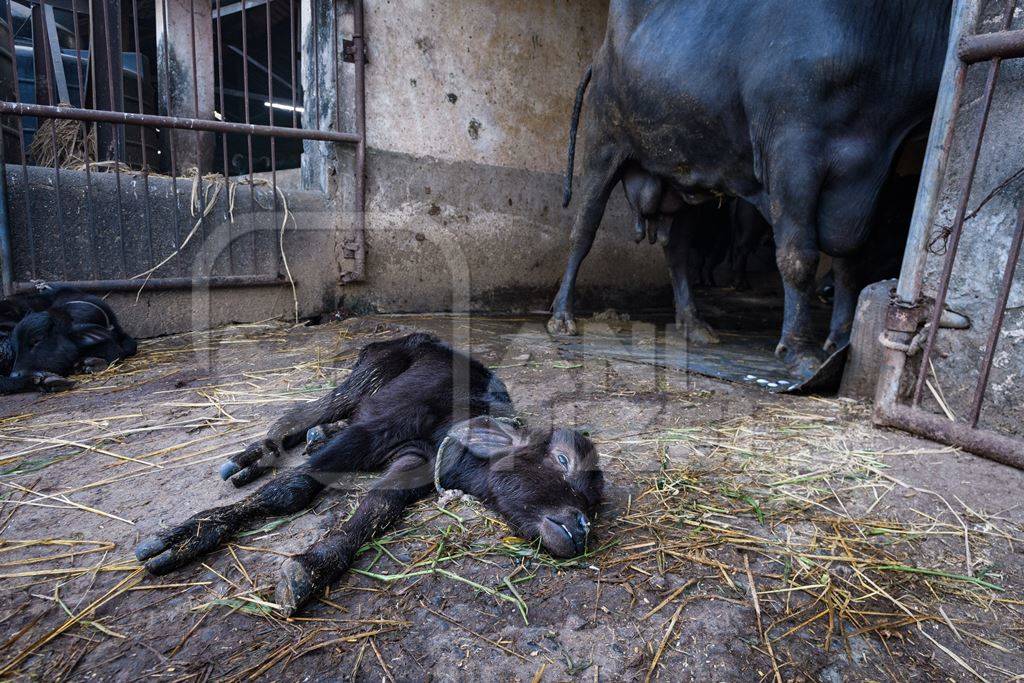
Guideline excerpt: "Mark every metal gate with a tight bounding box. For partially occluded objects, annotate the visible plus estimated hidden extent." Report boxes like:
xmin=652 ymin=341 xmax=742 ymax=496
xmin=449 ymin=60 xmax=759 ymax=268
xmin=875 ymin=0 xmax=1024 ymax=467
xmin=0 ymin=0 xmax=365 ymax=295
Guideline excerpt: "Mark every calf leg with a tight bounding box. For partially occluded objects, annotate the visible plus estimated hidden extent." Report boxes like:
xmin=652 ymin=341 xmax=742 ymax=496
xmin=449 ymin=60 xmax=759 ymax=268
xmin=548 ymin=144 xmax=624 ymax=336
xmin=276 ymin=442 xmax=434 ymax=615
xmin=139 ymin=425 xmax=386 ymax=573
xmin=221 ymin=345 xmax=410 ymax=485
xmin=664 ymin=221 xmax=719 ymax=344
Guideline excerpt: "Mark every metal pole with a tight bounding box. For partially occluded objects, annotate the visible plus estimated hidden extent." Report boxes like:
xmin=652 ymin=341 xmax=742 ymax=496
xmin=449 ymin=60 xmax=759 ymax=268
xmin=0 ymin=140 xmax=12 ymax=296
xmin=874 ymin=0 xmax=982 ymax=413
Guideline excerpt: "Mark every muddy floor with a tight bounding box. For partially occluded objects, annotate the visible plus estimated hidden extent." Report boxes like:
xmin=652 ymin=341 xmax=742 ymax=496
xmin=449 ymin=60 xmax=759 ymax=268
xmin=0 ymin=314 xmax=1021 ymax=682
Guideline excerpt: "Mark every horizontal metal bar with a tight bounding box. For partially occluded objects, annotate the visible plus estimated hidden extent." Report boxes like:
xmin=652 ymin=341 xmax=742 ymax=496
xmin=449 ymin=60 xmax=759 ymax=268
xmin=877 ymin=405 xmax=1024 ymax=471
xmin=13 ymin=274 xmax=292 ymax=293
xmin=0 ymin=101 xmax=361 ymax=144
xmin=959 ymin=28 xmax=1024 ymax=63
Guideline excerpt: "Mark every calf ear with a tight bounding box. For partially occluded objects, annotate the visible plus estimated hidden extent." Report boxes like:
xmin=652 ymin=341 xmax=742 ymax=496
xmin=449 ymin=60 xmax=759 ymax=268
xmin=449 ymin=416 xmax=525 ymax=460
xmin=70 ymin=323 xmax=112 ymax=348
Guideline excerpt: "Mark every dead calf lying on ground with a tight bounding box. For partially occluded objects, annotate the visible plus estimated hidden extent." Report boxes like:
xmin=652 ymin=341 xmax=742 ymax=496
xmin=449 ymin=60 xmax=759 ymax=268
xmin=136 ymin=333 xmax=604 ymax=615
xmin=0 ymin=287 xmax=138 ymax=394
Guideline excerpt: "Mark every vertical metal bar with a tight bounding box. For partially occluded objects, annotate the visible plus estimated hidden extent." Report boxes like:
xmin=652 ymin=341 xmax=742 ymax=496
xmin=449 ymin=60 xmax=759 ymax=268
xmin=0 ymin=127 xmax=12 ymax=295
xmin=911 ymin=0 xmax=1015 ymax=407
xmin=189 ymin=0 xmax=208 ymax=275
xmin=266 ymin=0 xmax=278 ymax=274
xmin=2 ymin=0 xmax=36 ymax=279
xmin=160 ymin=0 xmax=182 ymax=267
xmin=70 ymin=0 xmax=98 ymax=279
xmin=331 ymin=0 xmax=338 ymax=132
xmin=39 ymin=2 xmax=68 ymax=279
xmin=240 ymin=0 xmax=256 ymax=273
xmin=130 ymin=0 xmax=154 ymax=268
xmin=214 ymin=0 xmax=234 ymax=275
xmin=96 ymin=0 xmax=128 ymax=276
xmin=312 ymin=0 xmax=319 ymax=128
xmin=968 ymin=203 xmax=1024 ymax=426
xmin=289 ymin=0 xmax=297 ymax=130
xmin=351 ymin=0 xmax=365 ymax=282
xmin=877 ymin=0 xmax=983 ymax=416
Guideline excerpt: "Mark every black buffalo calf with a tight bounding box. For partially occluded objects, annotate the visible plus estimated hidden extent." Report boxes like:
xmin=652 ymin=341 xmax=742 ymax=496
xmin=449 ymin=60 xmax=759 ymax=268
xmin=136 ymin=333 xmax=604 ymax=615
xmin=0 ymin=287 xmax=138 ymax=394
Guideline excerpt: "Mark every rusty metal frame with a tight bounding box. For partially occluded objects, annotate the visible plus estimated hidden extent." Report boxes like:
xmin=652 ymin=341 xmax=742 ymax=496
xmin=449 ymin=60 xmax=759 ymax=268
xmin=0 ymin=0 xmax=367 ymax=296
xmin=875 ymin=0 xmax=1024 ymax=469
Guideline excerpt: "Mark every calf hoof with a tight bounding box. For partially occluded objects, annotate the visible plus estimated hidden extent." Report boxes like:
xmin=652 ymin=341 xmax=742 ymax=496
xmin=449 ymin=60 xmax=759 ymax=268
xmin=32 ymin=372 xmax=75 ymax=392
xmin=679 ymin=318 xmax=720 ymax=345
xmin=79 ymin=357 xmax=110 ymax=374
xmin=305 ymin=426 xmax=328 ymax=451
xmin=547 ymin=313 xmax=578 ymax=336
xmin=276 ymin=557 xmax=320 ymax=617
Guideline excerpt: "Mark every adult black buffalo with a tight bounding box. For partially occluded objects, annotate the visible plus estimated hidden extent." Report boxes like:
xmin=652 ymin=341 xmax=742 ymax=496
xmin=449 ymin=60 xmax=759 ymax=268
xmin=549 ymin=0 xmax=952 ymax=380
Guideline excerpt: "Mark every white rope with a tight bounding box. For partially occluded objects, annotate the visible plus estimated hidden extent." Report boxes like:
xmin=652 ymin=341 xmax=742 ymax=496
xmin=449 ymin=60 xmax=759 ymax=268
xmin=433 ymin=416 xmax=521 ymax=507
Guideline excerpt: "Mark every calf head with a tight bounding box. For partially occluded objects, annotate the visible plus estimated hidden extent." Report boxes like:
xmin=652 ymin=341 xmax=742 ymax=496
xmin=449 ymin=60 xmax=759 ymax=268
xmin=447 ymin=416 xmax=604 ymax=557
xmin=8 ymin=310 xmax=113 ymax=379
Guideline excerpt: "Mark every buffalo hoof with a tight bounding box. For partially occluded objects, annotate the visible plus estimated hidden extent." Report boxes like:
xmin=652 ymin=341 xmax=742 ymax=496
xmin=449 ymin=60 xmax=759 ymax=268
xmin=276 ymin=557 xmax=319 ymax=617
xmin=547 ymin=313 xmax=579 ymax=336
xmin=823 ymin=330 xmax=850 ymax=354
xmin=33 ymin=372 xmax=75 ymax=392
xmin=679 ymin=318 xmax=720 ymax=345
xmin=776 ymin=343 xmax=825 ymax=383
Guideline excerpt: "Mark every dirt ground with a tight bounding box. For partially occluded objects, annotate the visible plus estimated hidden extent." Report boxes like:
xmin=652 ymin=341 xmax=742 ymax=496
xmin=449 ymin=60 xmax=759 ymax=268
xmin=0 ymin=313 xmax=1021 ymax=682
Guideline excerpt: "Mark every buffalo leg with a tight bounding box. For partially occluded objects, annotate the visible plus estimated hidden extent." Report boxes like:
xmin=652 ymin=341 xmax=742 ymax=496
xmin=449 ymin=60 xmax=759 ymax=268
xmin=548 ymin=146 xmax=624 ymax=336
xmin=276 ymin=442 xmax=434 ymax=615
xmin=825 ymin=256 xmax=859 ymax=352
xmin=816 ymin=152 xmax=891 ymax=355
xmin=664 ymin=219 xmax=719 ymax=344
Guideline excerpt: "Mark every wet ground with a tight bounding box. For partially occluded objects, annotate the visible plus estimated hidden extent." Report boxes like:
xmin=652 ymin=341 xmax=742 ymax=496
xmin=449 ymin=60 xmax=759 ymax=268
xmin=0 ymin=313 xmax=1021 ymax=681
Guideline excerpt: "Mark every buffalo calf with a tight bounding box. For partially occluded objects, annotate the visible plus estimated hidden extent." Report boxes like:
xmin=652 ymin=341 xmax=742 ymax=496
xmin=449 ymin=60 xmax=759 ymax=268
xmin=136 ymin=333 xmax=604 ymax=615
xmin=0 ymin=287 xmax=138 ymax=394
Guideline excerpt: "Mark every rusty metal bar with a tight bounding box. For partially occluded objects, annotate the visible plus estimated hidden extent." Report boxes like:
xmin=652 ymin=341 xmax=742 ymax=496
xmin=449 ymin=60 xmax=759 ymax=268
xmin=350 ymin=0 xmax=366 ymax=282
xmin=96 ymin=0 xmax=128 ymax=276
xmin=266 ymin=0 xmax=279 ymax=275
xmin=968 ymin=198 xmax=1024 ymax=426
xmin=959 ymin=27 xmax=1024 ymax=64
xmin=1 ymin=0 xmax=36 ymax=279
xmin=878 ymin=405 xmax=1024 ymax=470
xmin=70 ymin=0 xmax=99 ymax=280
xmin=911 ymin=0 xmax=1015 ymax=407
xmin=12 ymin=274 xmax=291 ymax=293
xmin=214 ymin=0 xmax=234 ymax=274
xmin=240 ymin=0 xmax=257 ymax=274
xmin=0 ymin=102 xmax=361 ymax=144
xmin=189 ymin=0 xmax=208 ymax=275
xmin=0 ymin=131 xmax=11 ymax=295
xmin=130 ymin=0 xmax=155 ymax=268
xmin=39 ymin=5 xmax=68 ymax=279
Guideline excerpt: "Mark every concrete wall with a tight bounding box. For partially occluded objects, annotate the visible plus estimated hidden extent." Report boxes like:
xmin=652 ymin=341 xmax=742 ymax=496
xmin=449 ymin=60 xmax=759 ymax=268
xmin=341 ymin=0 xmax=673 ymax=313
xmin=4 ymin=167 xmax=345 ymax=338
xmin=915 ymin=3 xmax=1024 ymax=435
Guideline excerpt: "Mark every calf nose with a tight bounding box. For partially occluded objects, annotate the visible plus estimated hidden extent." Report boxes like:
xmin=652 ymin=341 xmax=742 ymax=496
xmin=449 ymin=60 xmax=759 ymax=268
xmin=544 ymin=511 xmax=590 ymax=554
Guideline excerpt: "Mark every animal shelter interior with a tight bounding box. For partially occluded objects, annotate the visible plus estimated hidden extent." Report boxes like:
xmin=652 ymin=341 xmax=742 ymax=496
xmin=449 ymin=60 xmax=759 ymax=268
xmin=0 ymin=0 xmax=1023 ymax=680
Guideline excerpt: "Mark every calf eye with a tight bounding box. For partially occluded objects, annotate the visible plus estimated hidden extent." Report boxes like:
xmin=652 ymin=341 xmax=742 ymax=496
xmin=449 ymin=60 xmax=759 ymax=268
xmin=556 ymin=453 xmax=569 ymax=469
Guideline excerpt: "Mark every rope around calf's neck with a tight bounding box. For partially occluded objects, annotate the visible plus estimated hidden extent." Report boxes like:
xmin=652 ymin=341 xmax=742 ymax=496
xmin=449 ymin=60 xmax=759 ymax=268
xmin=433 ymin=416 xmax=521 ymax=507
